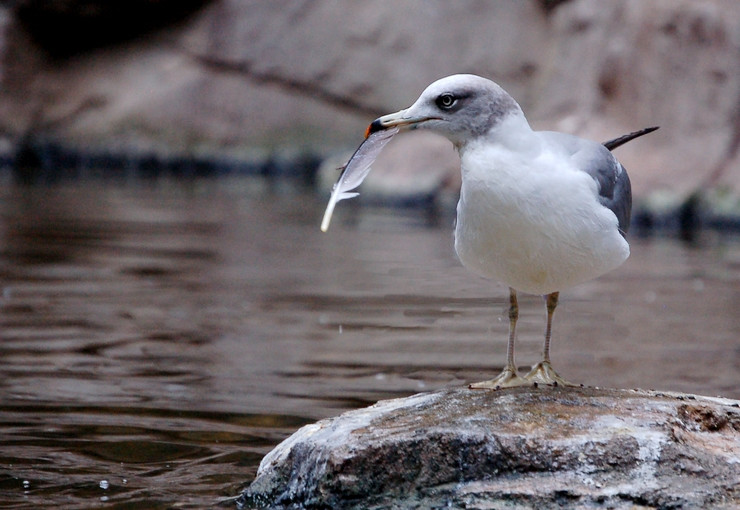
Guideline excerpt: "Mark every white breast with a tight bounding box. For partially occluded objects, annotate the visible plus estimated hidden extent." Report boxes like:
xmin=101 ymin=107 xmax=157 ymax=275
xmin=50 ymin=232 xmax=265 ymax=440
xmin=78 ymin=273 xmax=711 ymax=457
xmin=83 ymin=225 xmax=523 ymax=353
xmin=454 ymin=140 xmax=629 ymax=295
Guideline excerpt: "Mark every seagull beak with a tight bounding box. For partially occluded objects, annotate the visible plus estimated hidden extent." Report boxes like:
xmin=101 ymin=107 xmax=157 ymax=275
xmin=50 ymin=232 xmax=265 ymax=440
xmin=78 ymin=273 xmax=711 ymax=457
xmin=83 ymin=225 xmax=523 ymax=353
xmin=364 ymin=110 xmax=438 ymax=138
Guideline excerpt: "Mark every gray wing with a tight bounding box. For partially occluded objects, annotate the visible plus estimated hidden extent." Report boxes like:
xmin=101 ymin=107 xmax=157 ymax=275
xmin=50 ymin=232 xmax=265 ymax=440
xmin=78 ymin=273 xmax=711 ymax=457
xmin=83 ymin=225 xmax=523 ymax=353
xmin=601 ymin=161 xmax=632 ymax=237
xmin=595 ymin=127 xmax=657 ymax=234
xmin=539 ymin=131 xmax=632 ymax=236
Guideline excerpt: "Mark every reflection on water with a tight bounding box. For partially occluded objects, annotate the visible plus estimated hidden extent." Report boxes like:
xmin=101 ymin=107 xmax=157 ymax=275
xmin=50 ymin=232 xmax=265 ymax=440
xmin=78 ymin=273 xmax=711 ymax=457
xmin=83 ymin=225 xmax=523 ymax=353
xmin=0 ymin=178 xmax=738 ymax=508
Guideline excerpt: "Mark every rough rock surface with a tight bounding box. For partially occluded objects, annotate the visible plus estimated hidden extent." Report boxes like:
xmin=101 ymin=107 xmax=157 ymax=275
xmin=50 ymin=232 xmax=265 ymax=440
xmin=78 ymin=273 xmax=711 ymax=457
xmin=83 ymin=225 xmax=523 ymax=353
xmin=240 ymin=386 xmax=740 ymax=509
xmin=0 ymin=0 xmax=739 ymax=196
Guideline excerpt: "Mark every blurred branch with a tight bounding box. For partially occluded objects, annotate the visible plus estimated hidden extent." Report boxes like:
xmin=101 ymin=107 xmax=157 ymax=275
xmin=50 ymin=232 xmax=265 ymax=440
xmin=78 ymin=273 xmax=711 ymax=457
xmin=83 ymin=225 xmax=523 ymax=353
xmin=186 ymin=50 xmax=385 ymax=118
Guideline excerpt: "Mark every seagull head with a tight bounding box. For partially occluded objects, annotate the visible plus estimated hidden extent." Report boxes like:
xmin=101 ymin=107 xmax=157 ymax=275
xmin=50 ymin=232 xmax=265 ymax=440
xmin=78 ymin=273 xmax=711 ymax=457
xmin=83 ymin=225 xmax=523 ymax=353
xmin=366 ymin=74 xmax=523 ymax=149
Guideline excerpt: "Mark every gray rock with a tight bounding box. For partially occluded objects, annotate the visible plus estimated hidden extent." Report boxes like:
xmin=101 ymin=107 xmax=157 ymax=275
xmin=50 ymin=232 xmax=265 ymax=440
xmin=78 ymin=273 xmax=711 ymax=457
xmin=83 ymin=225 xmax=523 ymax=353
xmin=241 ymin=386 xmax=740 ymax=509
xmin=1 ymin=0 xmax=739 ymax=196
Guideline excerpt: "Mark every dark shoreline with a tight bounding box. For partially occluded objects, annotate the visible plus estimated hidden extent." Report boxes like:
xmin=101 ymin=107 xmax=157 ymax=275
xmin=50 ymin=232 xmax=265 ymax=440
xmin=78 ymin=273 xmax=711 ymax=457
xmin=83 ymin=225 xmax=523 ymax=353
xmin=2 ymin=138 xmax=739 ymax=240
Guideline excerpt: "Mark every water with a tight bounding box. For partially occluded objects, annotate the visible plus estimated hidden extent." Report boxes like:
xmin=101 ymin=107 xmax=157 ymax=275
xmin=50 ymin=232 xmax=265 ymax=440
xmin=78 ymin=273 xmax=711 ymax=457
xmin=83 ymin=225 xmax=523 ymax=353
xmin=0 ymin=178 xmax=737 ymax=508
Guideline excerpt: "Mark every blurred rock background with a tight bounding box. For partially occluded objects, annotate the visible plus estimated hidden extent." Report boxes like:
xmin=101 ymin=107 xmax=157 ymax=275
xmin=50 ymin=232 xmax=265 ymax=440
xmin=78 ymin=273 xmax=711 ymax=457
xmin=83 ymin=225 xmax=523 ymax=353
xmin=0 ymin=0 xmax=738 ymax=224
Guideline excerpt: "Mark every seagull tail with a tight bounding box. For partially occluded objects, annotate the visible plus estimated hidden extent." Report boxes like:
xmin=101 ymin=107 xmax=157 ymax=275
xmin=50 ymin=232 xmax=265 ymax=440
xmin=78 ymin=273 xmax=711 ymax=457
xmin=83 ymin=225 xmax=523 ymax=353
xmin=602 ymin=126 xmax=659 ymax=151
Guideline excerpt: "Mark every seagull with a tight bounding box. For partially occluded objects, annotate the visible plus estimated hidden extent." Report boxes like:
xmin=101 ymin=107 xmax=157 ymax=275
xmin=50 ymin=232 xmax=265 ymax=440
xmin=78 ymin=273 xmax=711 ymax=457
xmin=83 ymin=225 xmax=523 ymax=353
xmin=365 ymin=74 xmax=657 ymax=389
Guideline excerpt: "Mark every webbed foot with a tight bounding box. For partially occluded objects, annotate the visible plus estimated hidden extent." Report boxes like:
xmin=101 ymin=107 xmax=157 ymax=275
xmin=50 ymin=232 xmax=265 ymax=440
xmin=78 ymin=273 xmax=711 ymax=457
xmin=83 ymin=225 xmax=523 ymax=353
xmin=469 ymin=368 xmax=529 ymax=390
xmin=523 ymin=360 xmax=578 ymax=387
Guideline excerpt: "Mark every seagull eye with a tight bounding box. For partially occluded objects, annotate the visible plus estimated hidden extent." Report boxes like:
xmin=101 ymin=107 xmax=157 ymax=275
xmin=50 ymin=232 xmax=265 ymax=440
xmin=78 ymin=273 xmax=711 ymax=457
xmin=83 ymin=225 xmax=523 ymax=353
xmin=436 ymin=93 xmax=457 ymax=110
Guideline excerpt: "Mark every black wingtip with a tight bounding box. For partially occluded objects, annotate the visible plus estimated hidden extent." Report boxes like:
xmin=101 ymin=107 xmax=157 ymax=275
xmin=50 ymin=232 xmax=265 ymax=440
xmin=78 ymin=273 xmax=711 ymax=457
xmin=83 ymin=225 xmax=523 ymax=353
xmin=603 ymin=126 xmax=659 ymax=151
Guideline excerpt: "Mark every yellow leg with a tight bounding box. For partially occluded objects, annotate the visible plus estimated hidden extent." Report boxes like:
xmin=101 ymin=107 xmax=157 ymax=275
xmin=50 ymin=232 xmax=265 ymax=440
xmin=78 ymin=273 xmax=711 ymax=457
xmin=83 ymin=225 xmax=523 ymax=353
xmin=470 ymin=288 xmax=529 ymax=389
xmin=524 ymin=292 xmax=578 ymax=387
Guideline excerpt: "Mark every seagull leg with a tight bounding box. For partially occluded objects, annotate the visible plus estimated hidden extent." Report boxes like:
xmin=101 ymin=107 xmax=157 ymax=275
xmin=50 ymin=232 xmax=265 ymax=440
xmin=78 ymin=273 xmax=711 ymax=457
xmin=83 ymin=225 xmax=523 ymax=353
xmin=525 ymin=291 xmax=576 ymax=387
xmin=470 ymin=288 xmax=527 ymax=389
